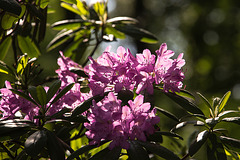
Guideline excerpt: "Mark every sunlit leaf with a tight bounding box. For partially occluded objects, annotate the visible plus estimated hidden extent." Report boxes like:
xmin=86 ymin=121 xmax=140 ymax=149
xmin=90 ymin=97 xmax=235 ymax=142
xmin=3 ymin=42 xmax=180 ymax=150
xmin=61 ymin=0 xmax=76 ymax=4
xmin=51 ymin=19 xmax=88 ymax=30
xmin=107 ymin=17 xmax=138 ymax=24
xmin=69 ymin=67 xmax=87 ymax=77
xmin=76 ymin=0 xmax=89 ymax=20
xmin=218 ymin=110 xmax=239 ymax=120
xmin=105 ymin=26 xmax=125 ymax=39
xmin=218 ymin=91 xmax=231 ymax=113
xmin=1 ymin=13 xmax=18 ymax=30
xmin=0 ymin=36 xmax=12 ymax=60
xmin=40 ymin=0 xmax=49 ymax=9
xmin=171 ymin=121 xmax=205 ymax=131
xmin=25 ymin=130 xmax=47 ymax=157
xmin=221 ymin=117 xmax=240 ymax=125
xmin=189 ymin=130 xmax=209 ymax=156
xmin=197 ymin=92 xmax=212 ymax=110
xmin=220 ymin=136 xmax=240 ymax=150
xmin=137 ymin=141 xmax=180 ymax=160
xmin=61 ymin=2 xmax=81 ymax=15
xmin=17 ymin=35 xmax=41 ymax=58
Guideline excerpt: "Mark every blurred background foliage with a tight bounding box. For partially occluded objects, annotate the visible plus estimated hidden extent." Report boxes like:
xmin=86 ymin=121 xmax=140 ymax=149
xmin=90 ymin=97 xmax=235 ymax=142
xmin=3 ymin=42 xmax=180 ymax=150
xmin=1 ymin=0 xmax=240 ymax=159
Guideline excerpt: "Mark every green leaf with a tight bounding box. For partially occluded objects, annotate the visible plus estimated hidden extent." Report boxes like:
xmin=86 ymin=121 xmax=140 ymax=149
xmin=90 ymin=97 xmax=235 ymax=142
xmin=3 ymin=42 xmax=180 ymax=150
xmin=218 ymin=110 xmax=239 ymax=120
xmin=36 ymin=85 xmax=47 ymax=106
xmin=127 ymin=141 xmax=150 ymax=160
xmin=154 ymin=131 xmax=183 ymax=140
xmin=40 ymin=0 xmax=49 ymax=9
xmin=189 ymin=130 xmax=209 ymax=156
xmin=24 ymin=130 xmax=47 ymax=157
xmin=46 ymin=80 xmax=61 ymax=103
xmin=107 ymin=17 xmax=138 ymax=24
xmin=69 ymin=67 xmax=87 ymax=77
xmin=147 ymin=131 xmax=163 ymax=143
xmin=105 ymin=26 xmax=125 ymax=39
xmin=61 ymin=2 xmax=81 ymax=15
xmin=10 ymin=89 xmax=39 ymax=106
xmin=1 ymin=13 xmax=18 ymax=30
xmin=155 ymin=106 xmax=179 ymax=122
xmin=220 ymin=136 xmax=240 ymax=150
xmin=46 ymin=130 xmax=65 ymax=160
xmin=51 ymin=83 xmax=74 ymax=105
xmin=221 ymin=117 xmax=240 ymax=125
xmin=76 ymin=0 xmax=89 ymax=20
xmin=164 ymin=92 xmax=204 ymax=115
xmin=0 ymin=37 xmax=12 ymax=60
xmin=207 ymin=133 xmax=227 ymax=160
xmin=115 ymin=25 xmax=158 ymax=44
xmin=66 ymin=140 xmax=109 ymax=160
xmin=171 ymin=121 xmax=205 ymax=131
xmin=0 ymin=0 xmax=22 ymax=16
xmin=218 ymin=91 xmax=231 ymax=113
xmin=197 ymin=92 xmax=212 ymax=110
xmin=71 ymin=93 xmax=105 ymax=116
xmin=51 ymin=19 xmax=87 ymax=30
xmin=89 ymin=147 xmax=121 ymax=160
xmin=47 ymin=29 xmax=76 ymax=51
xmin=176 ymin=89 xmax=195 ymax=100
xmin=17 ymin=36 xmax=41 ymax=58
xmin=50 ymin=108 xmax=71 ymax=119
xmin=137 ymin=141 xmax=180 ymax=160
xmin=61 ymin=0 xmax=76 ymax=4
xmin=28 ymin=86 xmax=41 ymax=105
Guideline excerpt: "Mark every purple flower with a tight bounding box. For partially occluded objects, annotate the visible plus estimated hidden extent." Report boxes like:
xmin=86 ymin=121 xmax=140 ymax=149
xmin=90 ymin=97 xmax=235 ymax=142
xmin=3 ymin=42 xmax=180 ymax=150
xmin=84 ymin=92 xmax=159 ymax=150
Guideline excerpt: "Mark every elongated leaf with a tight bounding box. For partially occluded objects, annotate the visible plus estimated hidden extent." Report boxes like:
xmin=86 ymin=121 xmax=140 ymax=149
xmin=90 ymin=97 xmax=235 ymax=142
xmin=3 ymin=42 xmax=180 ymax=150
xmin=46 ymin=80 xmax=61 ymax=103
xmin=189 ymin=130 xmax=209 ymax=156
xmin=171 ymin=121 xmax=205 ymax=131
xmin=61 ymin=2 xmax=81 ymax=15
xmin=0 ymin=0 xmax=22 ymax=16
xmin=51 ymin=83 xmax=74 ymax=105
xmin=220 ymin=136 xmax=240 ymax=150
xmin=155 ymin=106 xmax=179 ymax=122
xmin=52 ymin=19 xmax=88 ymax=30
xmin=147 ymin=131 xmax=163 ymax=143
xmin=197 ymin=92 xmax=212 ymax=110
xmin=127 ymin=141 xmax=150 ymax=160
xmin=76 ymin=0 xmax=89 ymax=20
xmin=137 ymin=141 xmax=180 ymax=160
xmin=69 ymin=67 xmax=87 ymax=77
xmin=105 ymin=26 xmax=125 ymax=39
xmin=50 ymin=108 xmax=71 ymax=119
xmin=61 ymin=0 xmax=76 ymax=4
xmin=207 ymin=133 xmax=227 ymax=160
xmin=36 ymin=85 xmax=47 ymax=106
xmin=107 ymin=17 xmax=138 ymax=24
xmin=10 ymin=89 xmax=39 ymax=106
xmin=25 ymin=130 xmax=47 ymax=157
xmin=47 ymin=29 xmax=75 ymax=51
xmin=218 ymin=110 xmax=239 ymax=120
xmin=115 ymin=25 xmax=158 ymax=44
xmin=218 ymin=91 xmax=231 ymax=113
xmin=176 ymin=89 xmax=195 ymax=100
xmin=0 ymin=36 xmax=12 ymax=60
xmin=164 ymin=92 xmax=204 ymax=115
xmin=71 ymin=93 xmax=105 ymax=116
xmin=221 ymin=117 xmax=240 ymax=125
xmin=28 ymin=86 xmax=41 ymax=105
xmin=17 ymin=35 xmax=41 ymax=58
xmin=155 ymin=131 xmax=183 ymax=140
xmin=40 ymin=0 xmax=49 ymax=9
xmin=66 ymin=140 xmax=109 ymax=160
xmin=1 ymin=13 xmax=18 ymax=30
xmin=46 ymin=130 xmax=65 ymax=160
xmin=89 ymin=147 xmax=121 ymax=160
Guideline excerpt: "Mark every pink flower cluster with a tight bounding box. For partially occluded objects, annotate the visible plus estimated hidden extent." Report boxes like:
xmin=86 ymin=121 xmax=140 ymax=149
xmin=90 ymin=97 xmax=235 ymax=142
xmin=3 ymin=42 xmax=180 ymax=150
xmin=84 ymin=92 xmax=160 ymax=149
xmin=85 ymin=43 xmax=185 ymax=96
xmin=0 ymin=52 xmax=86 ymax=121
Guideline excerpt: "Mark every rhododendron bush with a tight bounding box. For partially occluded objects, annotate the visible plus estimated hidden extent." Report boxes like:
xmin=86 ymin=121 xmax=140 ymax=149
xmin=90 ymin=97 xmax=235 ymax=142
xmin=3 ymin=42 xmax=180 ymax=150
xmin=0 ymin=1 xmax=240 ymax=160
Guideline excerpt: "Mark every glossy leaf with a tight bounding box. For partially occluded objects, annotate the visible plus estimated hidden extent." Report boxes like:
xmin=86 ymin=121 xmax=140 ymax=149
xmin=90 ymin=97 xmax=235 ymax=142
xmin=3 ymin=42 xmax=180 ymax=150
xmin=105 ymin=26 xmax=125 ymax=39
xmin=46 ymin=80 xmax=61 ymax=103
xmin=10 ymin=89 xmax=39 ymax=106
xmin=127 ymin=141 xmax=150 ymax=160
xmin=50 ymin=108 xmax=71 ymax=119
xmin=220 ymin=136 xmax=240 ymax=150
xmin=0 ymin=0 xmax=22 ymax=16
xmin=46 ymin=130 xmax=65 ymax=160
xmin=176 ymin=89 xmax=195 ymax=100
xmin=69 ymin=67 xmax=87 ymax=77
xmin=155 ymin=106 xmax=179 ymax=122
xmin=61 ymin=0 xmax=76 ymax=4
xmin=61 ymin=2 xmax=81 ymax=15
xmin=0 ymin=37 xmax=12 ymax=60
xmin=207 ymin=133 xmax=227 ymax=160
xmin=71 ymin=93 xmax=105 ymax=116
xmin=1 ymin=13 xmax=18 ymax=30
xmin=51 ymin=19 xmax=88 ymax=30
xmin=189 ymin=130 xmax=209 ymax=156
xmin=36 ymin=85 xmax=47 ymax=106
xmin=66 ymin=140 xmax=109 ymax=160
xmin=51 ymin=83 xmax=74 ymax=105
xmin=218 ymin=110 xmax=239 ymax=120
xmin=171 ymin=121 xmax=205 ymax=131
xmin=17 ymin=36 xmax=41 ymax=58
xmin=24 ymin=130 xmax=47 ymax=157
xmin=221 ymin=117 xmax=240 ymax=125
xmin=164 ymin=92 xmax=204 ymax=115
xmin=115 ymin=25 xmax=158 ymax=44
xmin=107 ymin=16 xmax=138 ymax=24
xmin=197 ymin=92 xmax=212 ymax=110
xmin=137 ymin=141 xmax=180 ymax=160
xmin=218 ymin=91 xmax=231 ymax=113
xmin=28 ymin=86 xmax=41 ymax=105
xmin=40 ymin=0 xmax=49 ymax=9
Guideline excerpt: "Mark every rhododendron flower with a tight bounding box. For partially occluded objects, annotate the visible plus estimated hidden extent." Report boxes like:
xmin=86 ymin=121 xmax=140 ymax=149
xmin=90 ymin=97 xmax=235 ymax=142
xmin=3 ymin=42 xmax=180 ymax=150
xmin=84 ymin=92 xmax=159 ymax=150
